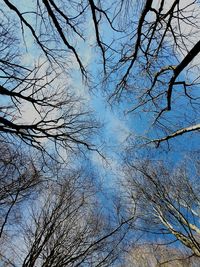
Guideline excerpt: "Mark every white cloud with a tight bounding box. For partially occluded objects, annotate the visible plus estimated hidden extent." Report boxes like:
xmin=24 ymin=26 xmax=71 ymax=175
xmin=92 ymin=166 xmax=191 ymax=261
xmin=161 ymin=0 xmax=200 ymax=56
xmin=108 ymin=115 xmax=131 ymax=144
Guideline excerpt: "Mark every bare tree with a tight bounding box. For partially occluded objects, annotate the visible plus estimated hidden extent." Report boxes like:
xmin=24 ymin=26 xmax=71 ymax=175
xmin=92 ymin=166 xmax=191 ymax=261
xmin=122 ymin=156 xmax=200 ymax=257
xmin=105 ymin=0 xmax=200 ymax=146
xmin=0 ymin=141 xmax=41 ymax=245
xmin=0 ymin=164 xmax=130 ymax=267
xmin=122 ymin=244 xmax=199 ymax=267
xmin=0 ymin=2 xmax=103 ymax=155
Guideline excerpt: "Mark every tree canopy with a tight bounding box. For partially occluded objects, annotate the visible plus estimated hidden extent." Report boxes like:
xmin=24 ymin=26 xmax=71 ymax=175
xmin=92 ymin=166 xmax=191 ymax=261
xmin=0 ymin=1 xmax=199 ymax=266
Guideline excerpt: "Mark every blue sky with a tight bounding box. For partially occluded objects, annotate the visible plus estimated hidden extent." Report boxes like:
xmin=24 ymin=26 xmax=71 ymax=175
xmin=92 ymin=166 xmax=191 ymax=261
xmin=0 ymin=1 xmax=200 ymax=264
